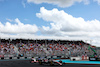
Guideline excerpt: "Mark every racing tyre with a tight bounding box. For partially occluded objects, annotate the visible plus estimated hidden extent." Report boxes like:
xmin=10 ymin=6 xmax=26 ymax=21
xmin=39 ymin=60 xmax=42 ymax=65
xmin=50 ymin=61 xmax=54 ymax=66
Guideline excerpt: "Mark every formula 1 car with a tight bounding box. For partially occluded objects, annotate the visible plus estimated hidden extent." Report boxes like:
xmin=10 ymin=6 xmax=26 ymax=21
xmin=31 ymin=57 xmax=64 ymax=66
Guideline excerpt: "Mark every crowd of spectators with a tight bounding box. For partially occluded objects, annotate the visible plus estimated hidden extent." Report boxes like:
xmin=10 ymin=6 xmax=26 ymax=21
xmin=0 ymin=43 xmax=15 ymax=55
xmin=0 ymin=39 xmax=99 ymax=57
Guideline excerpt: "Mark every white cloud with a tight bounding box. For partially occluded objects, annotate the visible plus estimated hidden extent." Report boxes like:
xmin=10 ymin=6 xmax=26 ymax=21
xmin=36 ymin=7 xmax=100 ymax=47
xmin=27 ymin=0 xmax=90 ymax=7
xmin=36 ymin=7 xmax=100 ymax=34
xmin=0 ymin=32 xmax=90 ymax=41
xmin=0 ymin=18 xmax=38 ymax=34
xmin=94 ymin=0 xmax=100 ymax=5
xmin=83 ymin=0 xmax=90 ymax=5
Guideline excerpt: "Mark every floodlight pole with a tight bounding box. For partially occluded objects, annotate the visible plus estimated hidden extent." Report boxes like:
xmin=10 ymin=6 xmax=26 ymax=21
xmin=45 ymin=39 xmax=47 ymax=45
xmin=9 ymin=38 xmax=10 ymax=44
xmin=36 ymin=40 xmax=37 ymax=44
xmin=66 ymin=41 xmax=68 ymax=45
xmin=28 ymin=39 xmax=29 ymax=44
xmin=20 ymin=39 xmax=21 ymax=44
xmin=52 ymin=40 xmax=54 ymax=44
xmin=59 ymin=40 xmax=60 ymax=45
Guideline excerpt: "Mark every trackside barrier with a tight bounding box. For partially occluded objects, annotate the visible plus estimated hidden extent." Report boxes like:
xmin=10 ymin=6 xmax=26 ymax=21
xmin=8 ymin=55 xmax=14 ymax=57
xmin=0 ymin=56 xmax=68 ymax=60
xmin=4 ymin=55 xmax=8 ymax=57
xmin=5 ymin=57 xmax=9 ymax=59
xmin=3 ymin=55 xmax=14 ymax=58
xmin=82 ymin=55 xmax=89 ymax=60
xmin=0 ymin=57 xmax=32 ymax=60
xmin=70 ymin=57 xmax=82 ymax=61
xmin=0 ymin=55 xmax=4 ymax=57
xmin=53 ymin=56 xmax=57 ymax=59
xmin=61 ymin=56 xmax=64 ymax=58
xmin=20 ymin=57 xmax=25 ymax=59
xmin=0 ymin=57 xmax=4 ymax=60
xmin=13 ymin=57 xmax=17 ymax=59
xmin=27 ymin=57 xmax=31 ymax=59
xmin=47 ymin=56 xmax=51 ymax=58
xmin=33 ymin=56 xmax=67 ymax=59
xmin=89 ymin=57 xmax=97 ymax=61
xmin=35 ymin=57 xmax=38 ymax=58
xmin=89 ymin=57 xmax=100 ymax=61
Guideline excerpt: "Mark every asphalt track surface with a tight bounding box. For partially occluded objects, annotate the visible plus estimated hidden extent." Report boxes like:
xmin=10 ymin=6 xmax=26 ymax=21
xmin=0 ymin=60 xmax=100 ymax=67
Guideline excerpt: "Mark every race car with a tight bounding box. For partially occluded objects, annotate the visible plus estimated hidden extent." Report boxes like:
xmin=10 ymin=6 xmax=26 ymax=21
xmin=31 ymin=57 xmax=64 ymax=66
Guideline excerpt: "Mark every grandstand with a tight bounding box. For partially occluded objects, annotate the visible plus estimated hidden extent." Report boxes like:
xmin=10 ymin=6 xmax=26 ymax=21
xmin=0 ymin=38 xmax=99 ymax=58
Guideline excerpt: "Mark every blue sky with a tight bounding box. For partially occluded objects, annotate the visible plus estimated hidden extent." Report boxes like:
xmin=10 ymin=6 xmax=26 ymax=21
xmin=0 ymin=0 xmax=100 ymax=46
xmin=0 ymin=0 xmax=100 ymax=25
